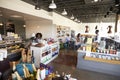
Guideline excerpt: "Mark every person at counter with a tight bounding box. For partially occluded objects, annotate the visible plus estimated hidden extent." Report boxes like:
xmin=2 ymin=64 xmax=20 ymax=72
xmin=74 ymin=33 xmax=82 ymax=50
xmin=25 ymin=32 xmax=45 ymax=48
xmin=34 ymin=33 xmax=43 ymax=43
xmin=94 ymin=30 xmax=101 ymax=43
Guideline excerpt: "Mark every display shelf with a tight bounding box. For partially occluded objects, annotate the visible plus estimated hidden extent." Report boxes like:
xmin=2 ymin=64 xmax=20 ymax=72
xmin=78 ymin=49 xmax=120 ymax=61
xmin=84 ymin=56 xmax=120 ymax=64
xmin=30 ymin=42 xmax=60 ymax=67
xmin=43 ymin=54 xmax=58 ymax=65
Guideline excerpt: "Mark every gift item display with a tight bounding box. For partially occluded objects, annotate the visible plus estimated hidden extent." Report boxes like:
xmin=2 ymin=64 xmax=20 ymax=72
xmin=78 ymin=37 xmax=120 ymax=61
xmin=0 ymin=32 xmax=23 ymax=61
xmin=77 ymin=36 xmax=120 ymax=76
xmin=11 ymin=62 xmax=77 ymax=80
xmin=30 ymin=42 xmax=59 ymax=67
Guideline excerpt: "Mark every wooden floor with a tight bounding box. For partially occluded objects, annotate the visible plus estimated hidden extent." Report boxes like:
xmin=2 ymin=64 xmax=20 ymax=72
xmin=48 ymin=49 xmax=120 ymax=80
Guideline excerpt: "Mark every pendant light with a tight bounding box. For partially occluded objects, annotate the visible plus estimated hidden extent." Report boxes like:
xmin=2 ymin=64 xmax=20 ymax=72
xmin=61 ymin=9 xmax=67 ymax=15
xmin=35 ymin=5 xmax=40 ymax=10
xmin=74 ymin=18 xmax=78 ymax=22
xmin=49 ymin=0 xmax=57 ymax=9
xmin=70 ymin=14 xmax=74 ymax=20
xmin=94 ymin=0 xmax=98 ymax=2
xmin=35 ymin=0 xmax=40 ymax=10
xmin=77 ymin=20 xmax=80 ymax=23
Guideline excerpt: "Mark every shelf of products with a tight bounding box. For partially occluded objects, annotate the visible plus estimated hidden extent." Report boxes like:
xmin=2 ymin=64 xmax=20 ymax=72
xmin=77 ymin=51 xmax=120 ymax=76
xmin=30 ymin=42 xmax=60 ymax=68
xmin=57 ymin=26 xmax=70 ymax=38
xmin=77 ymin=36 xmax=120 ymax=76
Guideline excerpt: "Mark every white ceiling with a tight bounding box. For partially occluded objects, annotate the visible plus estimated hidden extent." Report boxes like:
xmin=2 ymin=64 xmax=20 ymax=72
xmin=0 ymin=7 xmax=51 ymax=22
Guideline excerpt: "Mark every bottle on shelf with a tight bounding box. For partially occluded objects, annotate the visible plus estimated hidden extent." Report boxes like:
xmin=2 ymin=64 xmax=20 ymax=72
xmin=15 ymin=71 xmax=22 ymax=80
xmin=21 ymin=49 xmax=27 ymax=63
xmin=27 ymin=49 xmax=32 ymax=63
xmin=31 ymin=50 xmax=35 ymax=63
xmin=12 ymin=61 xmax=16 ymax=72
xmin=36 ymin=69 xmax=41 ymax=80
xmin=23 ymin=64 xmax=31 ymax=79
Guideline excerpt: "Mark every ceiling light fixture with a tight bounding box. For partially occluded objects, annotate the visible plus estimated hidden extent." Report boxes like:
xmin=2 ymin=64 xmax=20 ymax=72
xmin=70 ymin=14 xmax=74 ymax=20
xmin=35 ymin=0 xmax=40 ymax=10
xmin=49 ymin=0 xmax=57 ymax=9
xmin=61 ymin=9 xmax=67 ymax=15
xmin=94 ymin=0 xmax=98 ymax=2
xmin=92 ymin=0 xmax=98 ymax=3
xmin=35 ymin=5 xmax=40 ymax=10
xmin=0 ymin=23 xmax=3 ymax=26
xmin=77 ymin=20 xmax=80 ymax=23
xmin=115 ymin=0 xmax=119 ymax=6
xmin=74 ymin=18 xmax=78 ymax=22
xmin=10 ymin=15 xmax=22 ymax=18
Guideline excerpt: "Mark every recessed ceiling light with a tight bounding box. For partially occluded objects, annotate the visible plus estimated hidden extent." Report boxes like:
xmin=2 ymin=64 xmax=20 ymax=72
xmin=0 ymin=23 xmax=3 ymax=26
xmin=10 ymin=15 xmax=22 ymax=18
xmin=91 ymin=0 xmax=98 ymax=3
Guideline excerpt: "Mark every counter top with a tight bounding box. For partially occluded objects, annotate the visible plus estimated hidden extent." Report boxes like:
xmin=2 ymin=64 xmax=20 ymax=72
xmin=77 ymin=51 xmax=120 ymax=76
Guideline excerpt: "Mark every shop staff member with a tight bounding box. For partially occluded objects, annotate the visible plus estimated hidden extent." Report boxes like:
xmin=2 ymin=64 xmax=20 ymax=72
xmin=94 ymin=30 xmax=100 ymax=43
xmin=34 ymin=33 xmax=43 ymax=43
xmin=25 ymin=32 xmax=43 ymax=48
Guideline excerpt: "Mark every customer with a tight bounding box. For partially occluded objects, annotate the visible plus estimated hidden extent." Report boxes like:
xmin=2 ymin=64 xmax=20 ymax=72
xmin=63 ymin=34 xmax=71 ymax=49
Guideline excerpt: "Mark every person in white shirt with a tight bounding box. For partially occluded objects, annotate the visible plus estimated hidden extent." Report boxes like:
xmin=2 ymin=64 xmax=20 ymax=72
xmin=74 ymin=33 xmax=81 ymax=50
xmin=94 ymin=30 xmax=101 ymax=43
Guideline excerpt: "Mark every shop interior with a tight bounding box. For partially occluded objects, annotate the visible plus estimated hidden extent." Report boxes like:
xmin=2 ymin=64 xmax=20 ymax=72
xmin=0 ymin=0 xmax=120 ymax=80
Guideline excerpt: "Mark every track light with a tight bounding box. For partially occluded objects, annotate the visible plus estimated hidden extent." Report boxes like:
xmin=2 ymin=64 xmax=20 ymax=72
xmin=49 ymin=0 xmax=57 ymax=9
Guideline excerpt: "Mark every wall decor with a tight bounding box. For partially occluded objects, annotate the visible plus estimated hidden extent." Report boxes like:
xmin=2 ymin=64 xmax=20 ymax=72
xmin=107 ymin=25 xmax=112 ymax=34
xmin=85 ymin=25 xmax=89 ymax=33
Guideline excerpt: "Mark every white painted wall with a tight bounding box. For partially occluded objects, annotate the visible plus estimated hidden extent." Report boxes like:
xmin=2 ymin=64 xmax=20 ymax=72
xmin=25 ymin=20 xmax=56 ymax=39
xmin=117 ymin=15 xmax=120 ymax=33
xmin=52 ymin=12 xmax=80 ymax=35
xmin=79 ymin=22 xmax=115 ymax=37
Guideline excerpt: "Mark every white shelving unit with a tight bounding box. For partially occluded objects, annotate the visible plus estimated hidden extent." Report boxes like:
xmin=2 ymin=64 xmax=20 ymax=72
xmin=30 ymin=42 xmax=60 ymax=67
